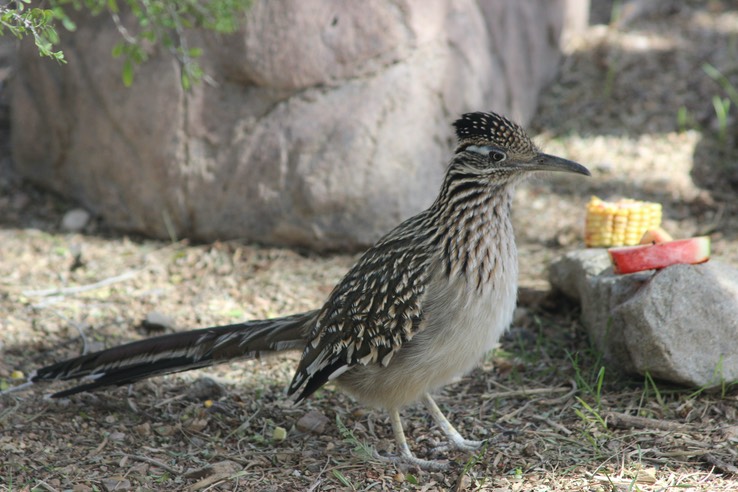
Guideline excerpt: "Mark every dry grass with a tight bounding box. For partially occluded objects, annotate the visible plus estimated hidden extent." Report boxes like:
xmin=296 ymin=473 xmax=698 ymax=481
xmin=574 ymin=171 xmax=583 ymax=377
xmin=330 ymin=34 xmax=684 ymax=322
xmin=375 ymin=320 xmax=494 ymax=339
xmin=1 ymin=1 xmax=738 ymax=490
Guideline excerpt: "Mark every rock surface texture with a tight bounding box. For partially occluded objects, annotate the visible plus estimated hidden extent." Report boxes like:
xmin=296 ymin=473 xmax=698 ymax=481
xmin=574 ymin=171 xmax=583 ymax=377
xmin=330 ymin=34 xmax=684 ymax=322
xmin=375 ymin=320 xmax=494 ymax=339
xmin=550 ymin=249 xmax=738 ymax=388
xmin=11 ymin=0 xmax=588 ymax=249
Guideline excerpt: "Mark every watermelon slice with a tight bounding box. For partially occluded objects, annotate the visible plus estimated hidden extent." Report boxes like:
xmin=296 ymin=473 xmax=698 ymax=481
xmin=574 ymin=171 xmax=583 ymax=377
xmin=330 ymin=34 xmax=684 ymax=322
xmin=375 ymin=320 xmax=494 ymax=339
xmin=608 ymin=236 xmax=711 ymax=274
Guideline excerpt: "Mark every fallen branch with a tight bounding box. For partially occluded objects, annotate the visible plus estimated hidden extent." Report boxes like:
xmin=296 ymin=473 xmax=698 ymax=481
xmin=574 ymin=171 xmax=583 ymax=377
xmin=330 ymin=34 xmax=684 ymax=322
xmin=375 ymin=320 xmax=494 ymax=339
xmin=23 ymin=270 xmax=139 ymax=297
xmin=482 ymin=385 xmax=573 ymax=400
xmin=605 ymin=412 xmax=686 ymax=432
xmin=115 ymin=452 xmax=182 ymax=476
xmin=531 ymin=414 xmax=574 ymax=435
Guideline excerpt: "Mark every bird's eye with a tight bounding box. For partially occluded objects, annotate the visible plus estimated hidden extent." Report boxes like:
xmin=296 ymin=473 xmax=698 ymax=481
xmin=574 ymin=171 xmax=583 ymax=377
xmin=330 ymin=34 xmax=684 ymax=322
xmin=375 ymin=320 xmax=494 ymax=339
xmin=489 ymin=150 xmax=506 ymax=162
xmin=465 ymin=145 xmax=506 ymax=162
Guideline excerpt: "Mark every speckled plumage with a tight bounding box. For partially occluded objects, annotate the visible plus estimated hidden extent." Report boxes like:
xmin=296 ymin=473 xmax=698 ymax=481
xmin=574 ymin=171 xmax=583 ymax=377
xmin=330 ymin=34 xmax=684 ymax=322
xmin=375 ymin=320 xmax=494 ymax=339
xmin=28 ymin=111 xmax=589 ymax=469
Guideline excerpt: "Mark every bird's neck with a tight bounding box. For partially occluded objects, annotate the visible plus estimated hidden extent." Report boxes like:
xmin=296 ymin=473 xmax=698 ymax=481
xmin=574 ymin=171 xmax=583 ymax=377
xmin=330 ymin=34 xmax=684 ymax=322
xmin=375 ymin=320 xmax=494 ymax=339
xmin=430 ymin=173 xmax=517 ymax=290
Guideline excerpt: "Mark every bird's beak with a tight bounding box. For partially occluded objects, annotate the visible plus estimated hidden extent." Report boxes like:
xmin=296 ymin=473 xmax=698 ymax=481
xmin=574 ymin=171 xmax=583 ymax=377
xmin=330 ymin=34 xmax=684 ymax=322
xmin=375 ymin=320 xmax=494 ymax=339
xmin=523 ymin=153 xmax=591 ymax=176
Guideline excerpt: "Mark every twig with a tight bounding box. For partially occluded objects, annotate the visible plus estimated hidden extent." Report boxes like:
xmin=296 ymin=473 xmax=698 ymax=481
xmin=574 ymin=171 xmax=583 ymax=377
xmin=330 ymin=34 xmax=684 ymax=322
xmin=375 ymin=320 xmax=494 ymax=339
xmin=497 ymin=400 xmax=533 ymax=423
xmin=482 ymin=385 xmax=572 ymax=400
xmin=531 ymin=414 xmax=573 ymax=435
xmin=116 ymin=452 xmax=182 ymax=476
xmin=23 ymin=270 xmax=139 ymax=297
xmin=32 ymin=480 xmax=60 ymax=492
xmin=540 ymin=380 xmax=578 ymax=405
xmin=88 ymin=436 xmax=108 ymax=458
xmin=305 ymin=459 xmax=331 ymax=492
xmin=605 ymin=412 xmax=686 ymax=432
xmin=0 ymin=380 xmax=35 ymax=396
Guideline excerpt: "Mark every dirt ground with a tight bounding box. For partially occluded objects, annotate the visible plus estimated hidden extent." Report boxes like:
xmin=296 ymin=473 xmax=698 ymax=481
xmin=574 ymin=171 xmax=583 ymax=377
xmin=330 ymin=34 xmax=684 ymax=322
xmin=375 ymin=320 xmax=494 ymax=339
xmin=1 ymin=1 xmax=738 ymax=490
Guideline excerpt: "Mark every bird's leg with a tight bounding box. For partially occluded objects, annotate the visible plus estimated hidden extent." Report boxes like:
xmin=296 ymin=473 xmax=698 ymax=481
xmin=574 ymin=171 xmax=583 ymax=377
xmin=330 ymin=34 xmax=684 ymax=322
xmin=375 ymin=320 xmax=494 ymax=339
xmin=372 ymin=409 xmax=450 ymax=470
xmin=422 ymin=393 xmax=484 ymax=452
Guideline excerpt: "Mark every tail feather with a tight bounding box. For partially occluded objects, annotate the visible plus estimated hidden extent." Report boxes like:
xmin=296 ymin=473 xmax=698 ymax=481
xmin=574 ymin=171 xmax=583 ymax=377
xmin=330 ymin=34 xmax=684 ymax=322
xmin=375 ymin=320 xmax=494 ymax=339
xmin=31 ymin=311 xmax=317 ymax=397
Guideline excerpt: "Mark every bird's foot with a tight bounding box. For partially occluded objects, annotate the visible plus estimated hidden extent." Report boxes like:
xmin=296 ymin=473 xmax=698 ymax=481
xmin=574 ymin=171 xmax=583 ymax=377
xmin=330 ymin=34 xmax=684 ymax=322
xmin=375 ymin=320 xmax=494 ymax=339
xmin=372 ymin=449 xmax=450 ymax=471
xmin=433 ymin=435 xmax=486 ymax=454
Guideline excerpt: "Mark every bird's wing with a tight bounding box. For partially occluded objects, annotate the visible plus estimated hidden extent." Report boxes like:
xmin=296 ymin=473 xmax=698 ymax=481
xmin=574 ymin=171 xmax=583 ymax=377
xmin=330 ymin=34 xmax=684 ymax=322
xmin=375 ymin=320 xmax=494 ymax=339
xmin=288 ymin=215 xmax=437 ymax=401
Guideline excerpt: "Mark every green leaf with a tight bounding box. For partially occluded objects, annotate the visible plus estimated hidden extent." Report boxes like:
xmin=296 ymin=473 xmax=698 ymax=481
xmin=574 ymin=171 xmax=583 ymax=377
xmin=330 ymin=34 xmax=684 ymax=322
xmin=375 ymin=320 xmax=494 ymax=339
xmin=45 ymin=27 xmax=60 ymax=45
xmin=122 ymin=58 xmax=134 ymax=87
xmin=181 ymin=72 xmax=191 ymax=91
xmin=332 ymin=469 xmax=352 ymax=488
xmin=63 ymin=17 xmax=77 ymax=30
xmin=111 ymin=42 xmax=124 ymax=58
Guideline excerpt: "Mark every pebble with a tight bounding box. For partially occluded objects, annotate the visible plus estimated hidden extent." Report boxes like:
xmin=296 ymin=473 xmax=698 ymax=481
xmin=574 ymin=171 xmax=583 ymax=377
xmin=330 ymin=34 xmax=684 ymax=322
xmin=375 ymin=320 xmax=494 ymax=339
xmin=141 ymin=311 xmax=176 ymax=333
xmin=108 ymin=432 xmax=126 ymax=442
xmin=61 ymin=208 xmax=91 ymax=232
xmin=186 ymin=376 xmax=225 ymax=401
xmin=101 ymin=477 xmax=131 ymax=491
xmin=133 ymin=422 xmax=151 ymax=436
xmin=296 ymin=410 xmax=330 ymax=434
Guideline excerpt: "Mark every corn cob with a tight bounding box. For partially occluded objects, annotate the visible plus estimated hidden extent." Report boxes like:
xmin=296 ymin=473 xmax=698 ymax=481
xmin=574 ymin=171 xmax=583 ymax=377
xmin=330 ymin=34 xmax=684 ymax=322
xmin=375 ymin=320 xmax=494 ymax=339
xmin=585 ymin=196 xmax=662 ymax=247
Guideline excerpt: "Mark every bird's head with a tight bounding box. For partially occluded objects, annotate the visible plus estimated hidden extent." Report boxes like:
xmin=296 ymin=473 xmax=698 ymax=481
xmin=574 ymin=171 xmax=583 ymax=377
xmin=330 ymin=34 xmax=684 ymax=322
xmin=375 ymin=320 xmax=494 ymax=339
xmin=451 ymin=111 xmax=590 ymax=180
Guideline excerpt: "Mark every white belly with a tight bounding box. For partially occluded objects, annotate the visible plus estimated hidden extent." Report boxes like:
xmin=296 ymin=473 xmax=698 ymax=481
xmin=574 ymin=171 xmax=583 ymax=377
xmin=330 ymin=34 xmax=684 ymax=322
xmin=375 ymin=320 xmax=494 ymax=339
xmin=337 ymin=256 xmax=518 ymax=410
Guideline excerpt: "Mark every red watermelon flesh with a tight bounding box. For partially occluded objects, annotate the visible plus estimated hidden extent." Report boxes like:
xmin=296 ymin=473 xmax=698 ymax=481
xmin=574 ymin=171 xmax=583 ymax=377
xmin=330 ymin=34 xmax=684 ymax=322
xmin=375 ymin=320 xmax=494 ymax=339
xmin=608 ymin=236 xmax=711 ymax=274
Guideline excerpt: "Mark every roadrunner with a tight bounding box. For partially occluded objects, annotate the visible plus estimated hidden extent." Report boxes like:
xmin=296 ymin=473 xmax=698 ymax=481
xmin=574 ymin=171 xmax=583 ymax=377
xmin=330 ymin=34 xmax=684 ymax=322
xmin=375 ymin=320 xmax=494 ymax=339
xmin=25 ymin=111 xmax=590 ymax=469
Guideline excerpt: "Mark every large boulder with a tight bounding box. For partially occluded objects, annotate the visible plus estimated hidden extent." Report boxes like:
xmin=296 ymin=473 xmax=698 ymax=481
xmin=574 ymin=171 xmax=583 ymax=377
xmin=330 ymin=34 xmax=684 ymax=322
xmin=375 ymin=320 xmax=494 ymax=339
xmin=11 ymin=0 xmax=589 ymax=249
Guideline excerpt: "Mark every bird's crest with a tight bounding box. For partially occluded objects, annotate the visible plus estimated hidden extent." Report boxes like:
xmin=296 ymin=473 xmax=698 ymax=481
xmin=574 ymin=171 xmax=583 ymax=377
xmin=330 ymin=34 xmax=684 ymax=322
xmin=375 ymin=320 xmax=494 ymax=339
xmin=453 ymin=111 xmax=535 ymax=156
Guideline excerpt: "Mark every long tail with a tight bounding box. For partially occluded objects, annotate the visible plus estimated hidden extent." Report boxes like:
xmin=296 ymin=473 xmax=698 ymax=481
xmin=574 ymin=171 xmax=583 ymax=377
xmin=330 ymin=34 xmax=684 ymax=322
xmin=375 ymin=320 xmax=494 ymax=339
xmin=30 ymin=311 xmax=317 ymax=398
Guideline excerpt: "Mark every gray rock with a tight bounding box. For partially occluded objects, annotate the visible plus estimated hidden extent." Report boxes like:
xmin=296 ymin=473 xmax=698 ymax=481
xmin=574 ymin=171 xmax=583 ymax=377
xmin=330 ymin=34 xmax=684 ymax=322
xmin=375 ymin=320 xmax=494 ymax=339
xmin=141 ymin=311 xmax=177 ymax=333
xmin=61 ymin=208 xmax=91 ymax=232
xmin=615 ymin=262 xmax=738 ymax=387
xmin=550 ymin=250 xmax=738 ymax=388
xmin=186 ymin=376 xmax=226 ymax=402
xmin=101 ymin=477 xmax=131 ymax=492
xmin=549 ymin=249 xmax=648 ymax=373
xmin=11 ymin=0 xmax=589 ymax=250
xmin=296 ymin=409 xmax=330 ymax=434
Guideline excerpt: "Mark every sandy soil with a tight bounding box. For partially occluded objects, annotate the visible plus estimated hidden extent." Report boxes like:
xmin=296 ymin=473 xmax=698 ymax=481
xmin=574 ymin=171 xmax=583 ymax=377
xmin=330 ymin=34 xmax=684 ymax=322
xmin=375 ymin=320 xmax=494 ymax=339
xmin=1 ymin=1 xmax=737 ymax=490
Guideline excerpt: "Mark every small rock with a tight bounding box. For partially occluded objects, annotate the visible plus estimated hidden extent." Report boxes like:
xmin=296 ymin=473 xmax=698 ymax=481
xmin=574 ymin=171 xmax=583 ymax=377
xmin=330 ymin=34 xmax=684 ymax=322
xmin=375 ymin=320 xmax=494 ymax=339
xmin=108 ymin=432 xmax=126 ymax=442
xmin=101 ymin=477 xmax=131 ymax=491
xmin=133 ymin=422 xmax=151 ymax=436
xmin=296 ymin=410 xmax=330 ymax=434
xmin=154 ymin=424 xmax=175 ymax=436
xmin=186 ymin=376 xmax=225 ymax=401
xmin=140 ymin=311 xmax=176 ymax=333
xmin=184 ymin=418 xmax=209 ymax=433
xmin=61 ymin=208 xmax=91 ymax=232
xmin=550 ymin=250 xmax=738 ymax=388
xmin=73 ymin=484 xmax=93 ymax=492
xmin=127 ymin=462 xmax=149 ymax=477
